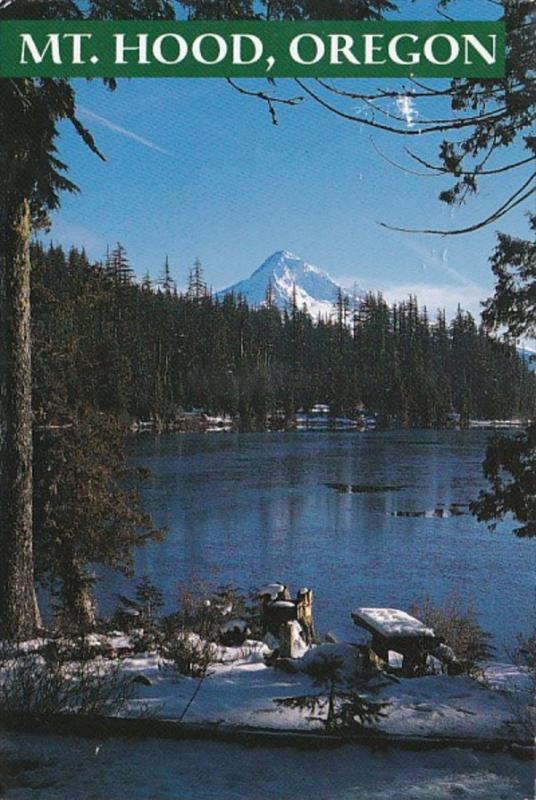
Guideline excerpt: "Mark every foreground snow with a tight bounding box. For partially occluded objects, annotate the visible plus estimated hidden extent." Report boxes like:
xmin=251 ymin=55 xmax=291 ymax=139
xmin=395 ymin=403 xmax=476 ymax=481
xmin=2 ymin=636 xmax=531 ymax=741
xmin=0 ymin=638 xmax=533 ymax=799
xmin=0 ymin=730 xmax=532 ymax=800
xmin=106 ymin=641 xmax=531 ymax=742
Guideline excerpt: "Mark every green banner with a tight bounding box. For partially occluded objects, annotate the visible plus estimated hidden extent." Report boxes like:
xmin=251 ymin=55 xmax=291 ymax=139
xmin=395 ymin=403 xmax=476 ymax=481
xmin=0 ymin=20 xmax=504 ymax=79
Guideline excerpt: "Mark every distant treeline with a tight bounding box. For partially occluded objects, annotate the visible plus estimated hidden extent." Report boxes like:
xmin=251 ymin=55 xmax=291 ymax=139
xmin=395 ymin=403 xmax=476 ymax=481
xmin=31 ymin=243 xmax=535 ymax=429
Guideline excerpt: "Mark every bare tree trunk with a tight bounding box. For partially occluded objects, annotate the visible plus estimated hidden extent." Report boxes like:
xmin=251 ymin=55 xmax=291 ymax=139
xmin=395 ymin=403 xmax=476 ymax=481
xmin=60 ymin=556 xmax=96 ymax=631
xmin=0 ymin=197 xmax=41 ymax=639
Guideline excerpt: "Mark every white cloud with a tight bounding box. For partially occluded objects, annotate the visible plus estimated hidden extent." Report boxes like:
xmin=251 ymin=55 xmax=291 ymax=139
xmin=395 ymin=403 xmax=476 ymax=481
xmin=335 ymin=234 xmax=489 ymax=320
xmin=380 ymin=282 xmax=483 ymax=320
xmin=335 ymin=275 xmax=484 ymax=320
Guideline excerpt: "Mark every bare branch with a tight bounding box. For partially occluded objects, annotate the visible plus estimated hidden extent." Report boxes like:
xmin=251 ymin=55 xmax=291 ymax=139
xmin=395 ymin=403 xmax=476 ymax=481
xmin=316 ymin=78 xmax=521 ymax=107
xmin=409 ymin=78 xmax=452 ymax=97
xmin=226 ymin=78 xmax=303 ymax=126
xmin=379 ymin=172 xmax=536 ymax=236
xmin=317 ymin=79 xmax=511 ymax=127
xmin=296 ymin=79 xmax=510 ymax=136
xmin=370 ymin=137 xmax=436 ymax=177
xmin=316 ymin=78 xmax=451 ymax=101
xmin=435 ymin=6 xmax=456 ymax=22
xmin=405 ymin=146 xmax=536 ymax=177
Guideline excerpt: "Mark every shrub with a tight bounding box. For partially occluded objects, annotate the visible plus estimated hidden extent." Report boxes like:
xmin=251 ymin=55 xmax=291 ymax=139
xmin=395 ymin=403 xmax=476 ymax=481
xmin=0 ymin=642 xmax=134 ymax=716
xmin=157 ymin=583 xmax=257 ymax=678
xmin=158 ymin=631 xmax=216 ymax=679
xmin=509 ymin=630 xmax=536 ymax=672
xmin=171 ymin=582 xmax=256 ymax=641
xmin=505 ymin=630 xmax=535 ymax=739
xmin=114 ymin=575 xmax=164 ymax=634
xmin=275 ymin=654 xmax=386 ymax=733
xmin=162 ymin=583 xmax=258 ymax=641
xmin=132 ymin=576 xmax=165 ymax=627
xmin=410 ymin=593 xmax=493 ymax=673
xmin=159 ymin=589 xmax=213 ymax=676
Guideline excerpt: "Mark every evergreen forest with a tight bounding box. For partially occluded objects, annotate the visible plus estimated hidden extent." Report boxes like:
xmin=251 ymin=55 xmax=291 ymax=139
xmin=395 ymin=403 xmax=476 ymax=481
xmin=32 ymin=242 xmax=535 ymax=431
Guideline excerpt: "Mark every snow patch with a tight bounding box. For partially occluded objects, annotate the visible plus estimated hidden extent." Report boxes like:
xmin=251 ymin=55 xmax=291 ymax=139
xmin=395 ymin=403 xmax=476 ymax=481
xmin=352 ymin=608 xmax=436 ymax=639
xmin=215 ymin=251 xmax=366 ymax=319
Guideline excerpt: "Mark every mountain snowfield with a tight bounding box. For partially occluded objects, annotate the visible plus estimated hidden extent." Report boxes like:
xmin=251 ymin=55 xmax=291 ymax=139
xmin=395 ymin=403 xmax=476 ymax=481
xmin=216 ymin=250 xmax=365 ymax=319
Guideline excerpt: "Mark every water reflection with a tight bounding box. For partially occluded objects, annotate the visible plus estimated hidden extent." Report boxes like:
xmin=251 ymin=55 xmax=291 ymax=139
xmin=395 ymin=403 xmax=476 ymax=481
xmin=97 ymin=430 xmax=535 ymax=650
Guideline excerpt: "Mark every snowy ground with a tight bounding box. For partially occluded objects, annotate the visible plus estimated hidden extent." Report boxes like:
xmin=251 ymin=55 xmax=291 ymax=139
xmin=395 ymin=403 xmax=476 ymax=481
xmin=107 ymin=641 xmax=532 ymax=742
xmin=2 ymin=637 xmax=532 ymax=739
xmin=0 ymin=638 xmax=533 ymax=799
xmin=0 ymin=730 xmax=533 ymax=800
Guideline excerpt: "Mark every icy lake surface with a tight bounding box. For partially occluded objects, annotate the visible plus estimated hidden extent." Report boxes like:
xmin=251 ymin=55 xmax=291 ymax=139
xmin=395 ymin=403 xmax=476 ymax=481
xmin=100 ymin=430 xmax=535 ymax=650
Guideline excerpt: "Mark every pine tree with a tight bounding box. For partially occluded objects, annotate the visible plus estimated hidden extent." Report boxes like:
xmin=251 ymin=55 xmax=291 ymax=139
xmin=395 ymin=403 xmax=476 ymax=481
xmin=158 ymin=255 xmax=176 ymax=294
xmin=141 ymin=271 xmax=153 ymax=291
xmin=33 ymin=411 xmax=162 ymax=629
xmin=264 ymin=279 xmax=275 ymax=309
xmin=472 ymin=215 xmax=536 ymax=537
xmin=106 ymin=242 xmax=134 ymax=287
xmin=187 ymin=257 xmax=208 ymax=301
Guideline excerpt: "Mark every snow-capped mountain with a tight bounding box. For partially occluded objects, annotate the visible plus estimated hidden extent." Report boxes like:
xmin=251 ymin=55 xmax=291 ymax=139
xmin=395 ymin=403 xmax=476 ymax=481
xmin=215 ymin=250 xmax=365 ymax=318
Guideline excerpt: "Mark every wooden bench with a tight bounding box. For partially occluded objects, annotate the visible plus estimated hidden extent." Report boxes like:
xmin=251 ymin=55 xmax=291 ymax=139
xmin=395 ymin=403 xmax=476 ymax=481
xmin=352 ymin=607 xmax=439 ymax=676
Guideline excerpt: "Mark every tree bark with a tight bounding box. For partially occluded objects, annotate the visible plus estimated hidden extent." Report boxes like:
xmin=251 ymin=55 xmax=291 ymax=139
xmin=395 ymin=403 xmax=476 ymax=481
xmin=0 ymin=196 xmax=41 ymax=639
xmin=60 ymin=555 xmax=96 ymax=631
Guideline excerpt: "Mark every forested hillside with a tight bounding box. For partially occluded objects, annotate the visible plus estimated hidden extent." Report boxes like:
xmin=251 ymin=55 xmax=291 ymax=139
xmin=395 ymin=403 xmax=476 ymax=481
xmin=31 ymin=243 xmax=535 ymax=429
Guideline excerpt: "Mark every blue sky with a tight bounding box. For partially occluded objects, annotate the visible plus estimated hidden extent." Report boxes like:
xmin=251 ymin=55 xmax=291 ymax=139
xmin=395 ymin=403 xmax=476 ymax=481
xmin=45 ymin=0 xmax=533 ymax=321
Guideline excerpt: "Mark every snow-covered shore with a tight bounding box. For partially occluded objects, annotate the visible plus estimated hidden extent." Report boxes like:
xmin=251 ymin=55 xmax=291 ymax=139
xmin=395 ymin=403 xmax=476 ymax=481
xmin=2 ymin=636 xmax=532 ymax=741
xmin=0 ymin=636 xmax=533 ymax=799
xmin=108 ymin=642 xmax=531 ymax=743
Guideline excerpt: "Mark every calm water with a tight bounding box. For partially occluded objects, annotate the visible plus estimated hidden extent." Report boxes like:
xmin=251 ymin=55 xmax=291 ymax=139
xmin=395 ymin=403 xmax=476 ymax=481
xmin=99 ymin=430 xmax=535 ymax=651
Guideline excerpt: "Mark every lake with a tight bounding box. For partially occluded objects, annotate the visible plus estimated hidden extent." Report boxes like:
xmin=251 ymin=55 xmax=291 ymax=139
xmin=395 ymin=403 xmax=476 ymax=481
xmin=99 ymin=430 xmax=535 ymax=651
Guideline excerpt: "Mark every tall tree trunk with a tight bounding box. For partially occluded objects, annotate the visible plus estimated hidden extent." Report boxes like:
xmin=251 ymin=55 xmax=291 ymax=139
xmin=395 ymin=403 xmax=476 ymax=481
xmin=0 ymin=197 xmax=41 ymax=639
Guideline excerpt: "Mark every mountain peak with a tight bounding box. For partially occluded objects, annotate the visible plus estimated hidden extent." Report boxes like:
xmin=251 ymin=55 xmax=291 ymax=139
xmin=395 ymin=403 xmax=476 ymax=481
xmin=274 ymin=249 xmax=298 ymax=259
xmin=216 ymin=251 xmax=365 ymax=318
xmin=252 ymin=250 xmax=305 ymax=274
